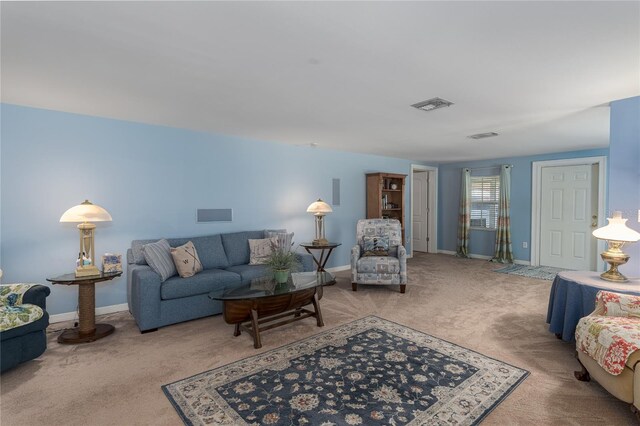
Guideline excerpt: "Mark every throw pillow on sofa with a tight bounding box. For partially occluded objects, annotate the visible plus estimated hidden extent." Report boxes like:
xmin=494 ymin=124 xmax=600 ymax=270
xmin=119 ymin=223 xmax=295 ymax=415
xmin=265 ymin=231 xmax=294 ymax=252
xmin=363 ymin=236 xmax=390 ymax=256
xmin=248 ymin=237 xmax=278 ymax=265
xmin=143 ymin=239 xmax=177 ymax=282
xmin=170 ymin=241 xmax=203 ymax=278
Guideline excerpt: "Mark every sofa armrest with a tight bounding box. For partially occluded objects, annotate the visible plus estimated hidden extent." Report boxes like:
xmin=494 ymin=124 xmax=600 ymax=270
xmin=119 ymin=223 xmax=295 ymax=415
xmin=595 ymin=290 xmax=640 ymax=317
xmin=22 ymin=285 xmax=51 ymax=310
xmin=351 ymin=244 xmax=361 ymax=261
xmin=351 ymin=245 xmax=361 ymax=282
xmin=129 ymin=266 xmax=162 ymax=331
xmin=0 ymin=284 xmax=50 ymax=310
xmin=397 ymin=245 xmax=407 ymax=284
xmin=397 ymin=245 xmax=407 ymax=262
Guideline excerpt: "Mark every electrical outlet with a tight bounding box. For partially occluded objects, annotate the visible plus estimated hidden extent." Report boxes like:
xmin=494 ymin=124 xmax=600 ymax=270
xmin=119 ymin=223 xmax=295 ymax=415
xmin=522 ymin=242 xmax=528 ymax=249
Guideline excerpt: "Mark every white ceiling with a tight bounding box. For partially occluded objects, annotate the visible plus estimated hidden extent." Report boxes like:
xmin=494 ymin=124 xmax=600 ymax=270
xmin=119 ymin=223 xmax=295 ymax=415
xmin=2 ymin=1 xmax=638 ymax=162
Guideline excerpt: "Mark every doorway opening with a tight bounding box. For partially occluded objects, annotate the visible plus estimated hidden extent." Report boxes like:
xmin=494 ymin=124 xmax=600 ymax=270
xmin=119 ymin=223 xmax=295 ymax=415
xmin=531 ymin=156 xmax=607 ymax=271
xmin=410 ymin=165 xmax=438 ymax=256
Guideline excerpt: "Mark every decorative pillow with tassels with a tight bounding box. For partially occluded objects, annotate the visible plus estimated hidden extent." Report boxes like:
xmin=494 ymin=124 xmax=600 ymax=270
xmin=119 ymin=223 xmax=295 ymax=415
xmin=170 ymin=241 xmax=203 ymax=278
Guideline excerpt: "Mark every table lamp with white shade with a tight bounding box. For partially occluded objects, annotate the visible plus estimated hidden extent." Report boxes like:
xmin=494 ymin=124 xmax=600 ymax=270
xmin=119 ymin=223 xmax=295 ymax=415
xmin=60 ymin=200 xmax=112 ymax=277
xmin=306 ymin=199 xmax=333 ymax=246
xmin=592 ymin=211 xmax=640 ymax=282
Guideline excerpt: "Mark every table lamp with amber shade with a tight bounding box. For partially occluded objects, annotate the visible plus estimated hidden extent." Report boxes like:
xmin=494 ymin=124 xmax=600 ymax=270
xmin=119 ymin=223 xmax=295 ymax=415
xmin=592 ymin=211 xmax=640 ymax=282
xmin=60 ymin=200 xmax=112 ymax=277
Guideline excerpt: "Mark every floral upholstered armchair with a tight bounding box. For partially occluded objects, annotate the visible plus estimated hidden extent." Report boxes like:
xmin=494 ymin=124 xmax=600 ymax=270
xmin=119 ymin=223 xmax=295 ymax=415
xmin=351 ymin=219 xmax=407 ymax=293
xmin=575 ymin=290 xmax=640 ymax=415
xmin=0 ymin=275 xmax=51 ymax=372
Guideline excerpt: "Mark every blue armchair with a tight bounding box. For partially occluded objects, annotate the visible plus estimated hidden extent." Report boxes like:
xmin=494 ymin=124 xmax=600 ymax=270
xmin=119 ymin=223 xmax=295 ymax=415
xmin=1 ymin=283 xmax=51 ymax=372
xmin=351 ymin=219 xmax=407 ymax=293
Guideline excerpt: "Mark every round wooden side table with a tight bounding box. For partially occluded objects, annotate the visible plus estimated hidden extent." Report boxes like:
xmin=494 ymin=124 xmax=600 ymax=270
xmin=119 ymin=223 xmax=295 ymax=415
xmin=46 ymin=271 xmax=122 ymax=344
xmin=299 ymin=242 xmax=341 ymax=285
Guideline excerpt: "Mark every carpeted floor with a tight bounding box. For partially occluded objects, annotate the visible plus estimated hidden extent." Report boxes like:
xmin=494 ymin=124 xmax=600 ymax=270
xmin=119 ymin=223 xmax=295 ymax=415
xmin=1 ymin=253 xmax=635 ymax=425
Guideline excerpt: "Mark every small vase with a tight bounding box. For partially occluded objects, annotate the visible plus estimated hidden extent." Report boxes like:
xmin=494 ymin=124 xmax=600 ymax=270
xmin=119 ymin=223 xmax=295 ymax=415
xmin=274 ymin=269 xmax=289 ymax=284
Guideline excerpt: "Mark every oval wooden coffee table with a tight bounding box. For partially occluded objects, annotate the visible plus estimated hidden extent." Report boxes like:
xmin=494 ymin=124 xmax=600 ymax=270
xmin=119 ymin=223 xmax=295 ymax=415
xmin=209 ymin=272 xmax=329 ymax=348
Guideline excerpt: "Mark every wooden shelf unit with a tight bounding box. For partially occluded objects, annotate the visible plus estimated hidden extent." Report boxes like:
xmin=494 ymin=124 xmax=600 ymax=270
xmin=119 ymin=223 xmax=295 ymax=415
xmin=366 ymin=172 xmax=407 ymax=244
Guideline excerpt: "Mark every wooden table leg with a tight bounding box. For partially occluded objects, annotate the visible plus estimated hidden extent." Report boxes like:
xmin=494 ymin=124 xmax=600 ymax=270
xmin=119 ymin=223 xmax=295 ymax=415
xmin=234 ymin=323 xmax=241 ymax=336
xmin=319 ymin=247 xmax=335 ymax=271
xmin=78 ymin=282 xmax=97 ymax=335
xmin=58 ymin=281 xmax=115 ymax=344
xmin=250 ymin=309 xmax=262 ymax=349
xmin=312 ymin=293 xmax=324 ymax=327
xmin=304 ymin=247 xmax=337 ymax=286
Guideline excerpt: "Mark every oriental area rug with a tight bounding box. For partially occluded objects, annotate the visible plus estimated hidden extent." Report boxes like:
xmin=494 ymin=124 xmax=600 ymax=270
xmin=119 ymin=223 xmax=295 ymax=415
xmin=162 ymin=316 xmax=529 ymax=426
xmin=493 ymin=264 xmax=566 ymax=281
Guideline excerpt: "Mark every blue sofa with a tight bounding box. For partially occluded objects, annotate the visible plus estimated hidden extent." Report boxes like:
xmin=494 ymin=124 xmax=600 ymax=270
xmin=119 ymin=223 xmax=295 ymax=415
xmin=127 ymin=230 xmax=313 ymax=332
xmin=1 ymin=284 xmax=51 ymax=373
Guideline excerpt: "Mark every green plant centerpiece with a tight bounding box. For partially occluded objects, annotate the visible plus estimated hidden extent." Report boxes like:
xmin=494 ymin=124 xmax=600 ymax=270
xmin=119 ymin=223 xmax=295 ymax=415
xmin=266 ymin=247 xmax=301 ymax=284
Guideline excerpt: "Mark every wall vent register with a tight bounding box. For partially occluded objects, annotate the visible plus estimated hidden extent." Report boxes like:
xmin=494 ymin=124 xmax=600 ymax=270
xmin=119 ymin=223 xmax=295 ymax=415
xmin=197 ymin=209 xmax=233 ymax=223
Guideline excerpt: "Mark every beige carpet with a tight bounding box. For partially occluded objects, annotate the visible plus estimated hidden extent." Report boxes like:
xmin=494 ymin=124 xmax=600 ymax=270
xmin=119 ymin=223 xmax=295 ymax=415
xmin=1 ymin=253 xmax=635 ymax=425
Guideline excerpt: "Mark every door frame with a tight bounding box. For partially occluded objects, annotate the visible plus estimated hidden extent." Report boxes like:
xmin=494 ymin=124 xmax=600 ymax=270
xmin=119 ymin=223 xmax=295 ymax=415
xmin=530 ymin=156 xmax=607 ymax=270
xmin=410 ymin=164 xmax=438 ymax=257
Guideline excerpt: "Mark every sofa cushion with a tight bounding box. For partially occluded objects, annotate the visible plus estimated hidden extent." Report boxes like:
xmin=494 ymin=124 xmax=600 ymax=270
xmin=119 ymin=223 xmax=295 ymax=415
xmin=356 ymin=256 xmax=400 ymax=274
xmin=143 ymin=239 xmax=177 ymax=282
xmin=221 ymin=231 xmax=266 ymax=266
xmin=0 ymin=313 xmax=49 ymax=341
xmin=0 ymin=304 xmax=44 ymax=332
xmin=181 ymin=235 xmax=229 ymax=270
xmin=161 ymin=269 xmax=241 ymax=300
xmin=225 ymin=264 xmax=270 ymax=283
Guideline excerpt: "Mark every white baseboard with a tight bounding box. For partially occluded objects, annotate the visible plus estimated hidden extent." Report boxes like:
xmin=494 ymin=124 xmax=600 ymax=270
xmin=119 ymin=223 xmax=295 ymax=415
xmin=49 ymin=303 xmax=129 ymax=324
xmin=437 ymin=250 xmax=530 ymax=265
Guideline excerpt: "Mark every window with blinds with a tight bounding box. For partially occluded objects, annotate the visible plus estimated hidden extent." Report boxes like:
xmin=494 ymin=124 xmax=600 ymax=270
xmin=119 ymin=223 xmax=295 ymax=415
xmin=470 ymin=175 xmax=500 ymax=229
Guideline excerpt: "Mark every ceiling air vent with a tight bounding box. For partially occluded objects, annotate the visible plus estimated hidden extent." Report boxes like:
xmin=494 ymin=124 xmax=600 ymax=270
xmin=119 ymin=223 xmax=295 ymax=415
xmin=411 ymin=97 xmax=454 ymax=112
xmin=468 ymin=132 xmax=499 ymax=139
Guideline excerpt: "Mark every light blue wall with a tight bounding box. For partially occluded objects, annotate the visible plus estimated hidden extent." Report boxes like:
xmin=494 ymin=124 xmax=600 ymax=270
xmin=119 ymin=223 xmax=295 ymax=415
xmin=438 ymin=148 xmax=609 ymax=261
xmin=0 ymin=104 xmax=428 ymax=315
xmin=609 ymin=96 xmax=640 ymax=277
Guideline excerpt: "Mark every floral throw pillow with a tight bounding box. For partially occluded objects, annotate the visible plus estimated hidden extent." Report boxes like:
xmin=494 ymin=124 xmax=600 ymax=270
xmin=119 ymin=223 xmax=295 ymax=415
xmin=170 ymin=241 xmax=203 ymax=278
xmin=363 ymin=236 xmax=390 ymax=256
xmin=248 ymin=237 xmax=278 ymax=265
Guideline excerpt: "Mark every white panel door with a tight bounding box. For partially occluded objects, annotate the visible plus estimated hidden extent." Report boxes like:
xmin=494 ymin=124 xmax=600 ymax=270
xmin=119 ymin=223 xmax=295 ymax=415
xmin=412 ymin=171 xmax=429 ymax=252
xmin=539 ymin=165 xmax=595 ymax=270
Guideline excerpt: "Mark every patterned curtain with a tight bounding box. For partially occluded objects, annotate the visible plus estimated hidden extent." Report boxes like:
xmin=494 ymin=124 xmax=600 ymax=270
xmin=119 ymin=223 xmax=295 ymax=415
xmin=456 ymin=168 xmax=471 ymax=258
xmin=491 ymin=165 xmax=514 ymax=263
